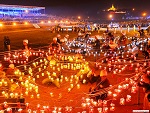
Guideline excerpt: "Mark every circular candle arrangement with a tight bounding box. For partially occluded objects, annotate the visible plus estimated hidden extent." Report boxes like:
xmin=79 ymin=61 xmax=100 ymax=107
xmin=0 ymin=36 xmax=150 ymax=112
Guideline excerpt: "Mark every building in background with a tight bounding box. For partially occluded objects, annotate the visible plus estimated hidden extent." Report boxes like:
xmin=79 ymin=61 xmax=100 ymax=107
xmin=0 ymin=4 xmax=46 ymax=20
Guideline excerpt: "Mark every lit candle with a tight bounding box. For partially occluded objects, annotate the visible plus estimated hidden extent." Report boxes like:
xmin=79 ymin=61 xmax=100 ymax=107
xmin=119 ymin=70 xmax=121 ymax=73
xmin=19 ymin=77 xmax=22 ymax=81
xmin=33 ymin=63 xmax=36 ymax=67
xmin=65 ymin=77 xmax=68 ymax=82
xmin=103 ymin=100 xmax=107 ymax=106
xmin=52 ymin=67 xmax=55 ymax=70
xmin=86 ymin=102 xmax=91 ymax=107
xmin=82 ymin=79 xmax=86 ymax=84
xmin=117 ymin=89 xmax=121 ymax=93
xmin=70 ymin=79 xmax=73 ymax=83
xmin=42 ymin=73 xmax=44 ymax=76
xmin=93 ymin=101 xmax=97 ymax=106
xmin=36 ymin=62 xmax=38 ymax=65
xmin=126 ymin=95 xmax=131 ymax=102
xmin=4 ymin=82 xmax=7 ymax=86
xmin=37 ymin=75 xmax=39 ymax=78
xmin=50 ymin=92 xmax=54 ymax=97
xmin=5 ymin=93 xmax=9 ymax=98
xmin=125 ymin=78 xmax=129 ymax=81
xmin=37 ymin=94 xmax=40 ymax=99
xmin=97 ymin=108 xmax=102 ymax=112
xmin=40 ymin=59 xmax=42 ymax=62
xmin=26 ymin=103 xmax=29 ymax=108
xmin=118 ymin=85 xmax=122 ymax=89
xmin=70 ymin=84 xmax=73 ymax=88
xmin=10 ymin=93 xmax=14 ymax=98
xmin=2 ymin=91 xmax=5 ymax=95
xmin=131 ymin=86 xmax=137 ymax=93
xmin=30 ymin=95 xmax=34 ymax=98
xmin=21 ymin=82 xmax=24 ymax=86
xmin=113 ymin=93 xmax=117 ymax=98
xmin=107 ymin=91 xmax=112 ymax=96
xmin=18 ymin=108 xmax=22 ymax=113
xmin=35 ymin=88 xmax=38 ymax=93
xmin=60 ymin=79 xmax=63 ymax=83
xmin=58 ymin=107 xmax=62 ymax=112
xmin=109 ymin=68 xmax=111 ymax=71
xmin=0 ymin=82 xmax=2 ymax=86
xmin=38 ymin=68 xmax=41 ymax=72
xmin=103 ymin=107 xmax=108 ymax=112
xmin=77 ymin=84 xmax=80 ymax=89
xmin=81 ymin=103 xmax=86 ymax=108
xmin=120 ymin=98 xmax=125 ymax=105
xmin=24 ymin=65 xmax=27 ymax=70
xmin=14 ymin=93 xmax=18 ymax=98
xmin=25 ymin=91 xmax=28 ymax=96
xmin=68 ymin=88 xmax=71 ymax=92
xmin=110 ymin=103 xmax=115 ymax=111
xmin=57 ymin=68 xmax=60 ymax=71
xmin=37 ymin=104 xmax=40 ymax=109
xmin=85 ymin=98 xmax=90 ymax=103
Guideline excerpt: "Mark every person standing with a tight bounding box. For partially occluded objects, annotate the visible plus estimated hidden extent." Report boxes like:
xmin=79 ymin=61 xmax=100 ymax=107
xmin=138 ymin=80 xmax=150 ymax=110
xmin=146 ymin=26 xmax=150 ymax=35
xmin=139 ymin=29 xmax=145 ymax=38
xmin=4 ymin=36 xmax=7 ymax=51
xmin=23 ymin=39 xmax=30 ymax=57
xmin=23 ymin=39 xmax=29 ymax=50
xmin=4 ymin=36 xmax=10 ymax=51
xmin=94 ymin=35 xmax=100 ymax=52
xmin=50 ymin=37 xmax=61 ymax=54
xmin=56 ymin=34 xmax=61 ymax=43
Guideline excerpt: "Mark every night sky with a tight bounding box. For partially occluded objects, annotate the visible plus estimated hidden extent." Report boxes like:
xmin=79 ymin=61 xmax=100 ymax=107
xmin=0 ymin=0 xmax=150 ymax=18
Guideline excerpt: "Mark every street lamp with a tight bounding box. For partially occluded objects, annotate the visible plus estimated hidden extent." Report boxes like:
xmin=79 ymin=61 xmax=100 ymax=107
xmin=24 ymin=22 xmax=28 ymax=25
xmin=142 ymin=12 xmax=147 ymax=17
xmin=48 ymin=21 xmax=51 ymax=23
xmin=13 ymin=22 xmax=16 ymax=26
xmin=108 ymin=14 xmax=113 ymax=20
xmin=142 ymin=12 xmax=147 ymax=19
xmin=25 ymin=10 xmax=29 ymax=13
xmin=78 ymin=16 xmax=81 ymax=20
xmin=0 ymin=23 xmax=3 ymax=31
xmin=132 ymin=8 xmax=135 ymax=11
xmin=0 ymin=23 xmax=3 ymax=27
xmin=40 ymin=21 xmax=44 ymax=24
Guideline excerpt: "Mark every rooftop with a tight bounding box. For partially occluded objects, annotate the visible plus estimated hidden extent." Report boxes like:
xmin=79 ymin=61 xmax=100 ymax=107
xmin=0 ymin=4 xmax=45 ymax=10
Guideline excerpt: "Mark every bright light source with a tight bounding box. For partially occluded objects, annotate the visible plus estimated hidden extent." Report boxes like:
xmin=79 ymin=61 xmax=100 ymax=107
xmin=66 ymin=20 xmax=68 ymax=23
xmin=24 ymin=22 xmax=28 ymax=25
xmin=54 ymin=21 xmax=57 ymax=23
xmin=142 ymin=12 xmax=147 ymax=16
xmin=78 ymin=16 xmax=81 ymax=19
xmin=0 ymin=23 xmax=3 ymax=27
xmin=25 ymin=10 xmax=29 ymax=13
xmin=13 ymin=23 xmax=16 ymax=26
xmin=41 ymin=21 xmax=44 ymax=24
xmin=48 ymin=21 xmax=51 ymax=23
xmin=109 ymin=14 xmax=113 ymax=18
xmin=93 ymin=23 xmax=97 ymax=27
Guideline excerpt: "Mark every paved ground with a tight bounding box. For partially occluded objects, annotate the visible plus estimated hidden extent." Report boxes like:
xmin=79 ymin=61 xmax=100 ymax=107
xmin=0 ymin=25 xmax=148 ymax=113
